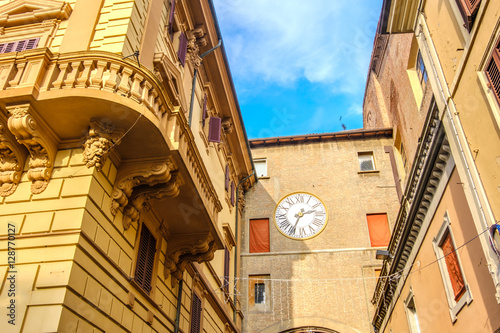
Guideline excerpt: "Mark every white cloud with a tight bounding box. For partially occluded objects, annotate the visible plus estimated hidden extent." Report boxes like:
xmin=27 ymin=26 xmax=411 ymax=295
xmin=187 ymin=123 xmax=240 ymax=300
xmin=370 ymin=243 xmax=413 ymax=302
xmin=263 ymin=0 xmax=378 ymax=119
xmin=213 ymin=0 xmax=381 ymax=94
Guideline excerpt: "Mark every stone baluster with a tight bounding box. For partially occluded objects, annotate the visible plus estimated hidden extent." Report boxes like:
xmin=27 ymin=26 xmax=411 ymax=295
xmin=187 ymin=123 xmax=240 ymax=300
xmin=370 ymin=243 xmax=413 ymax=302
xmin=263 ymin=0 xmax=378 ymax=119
xmin=63 ymin=61 xmax=81 ymax=88
xmin=142 ymin=80 xmax=153 ymax=110
xmin=129 ymin=72 xmax=144 ymax=103
xmin=104 ymin=63 xmax=120 ymax=92
xmin=75 ymin=60 xmax=94 ymax=88
xmin=7 ymin=62 xmax=26 ymax=88
xmin=52 ymin=62 xmax=70 ymax=89
xmin=89 ymin=61 xmax=107 ymax=89
xmin=117 ymin=67 xmax=133 ymax=97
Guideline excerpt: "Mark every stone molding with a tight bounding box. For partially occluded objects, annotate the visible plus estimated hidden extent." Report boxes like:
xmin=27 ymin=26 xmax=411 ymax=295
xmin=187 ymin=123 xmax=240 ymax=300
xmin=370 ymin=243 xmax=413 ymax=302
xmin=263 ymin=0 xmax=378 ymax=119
xmin=82 ymin=119 xmax=124 ymax=171
xmin=0 ymin=123 xmax=27 ymax=196
xmin=6 ymin=104 xmax=57 ymax=194
xmin=187 ymin=27 xmax=207 ymax=68
xmin=164 ymin=233 xmax=217 ymax=286
xmin=0 ymin=0 xmax=72 ymax=28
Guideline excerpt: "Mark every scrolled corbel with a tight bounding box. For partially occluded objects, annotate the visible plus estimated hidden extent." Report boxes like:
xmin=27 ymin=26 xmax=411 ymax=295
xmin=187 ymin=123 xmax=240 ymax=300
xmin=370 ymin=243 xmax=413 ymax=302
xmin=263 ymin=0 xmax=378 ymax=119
xmin=82 ymin=119 xmax=124 ymax=171
xmin=6 ymin=104 xmax=57 ymax=194
xmin=0 ymin=123 xmax=27 ymax=196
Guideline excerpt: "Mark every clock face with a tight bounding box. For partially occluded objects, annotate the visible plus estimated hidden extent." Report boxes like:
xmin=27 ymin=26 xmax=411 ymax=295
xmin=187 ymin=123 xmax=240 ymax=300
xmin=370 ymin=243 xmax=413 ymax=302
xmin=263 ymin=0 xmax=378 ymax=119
xmin=274 ymin=192 xmax=328 ymax=239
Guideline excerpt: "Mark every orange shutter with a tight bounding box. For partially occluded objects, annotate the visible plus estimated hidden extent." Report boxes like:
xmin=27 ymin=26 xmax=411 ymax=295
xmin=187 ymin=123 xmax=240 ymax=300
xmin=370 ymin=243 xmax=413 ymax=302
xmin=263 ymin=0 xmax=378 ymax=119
xmin=486 ymin=38 xmax=500 ymax=104
xmin=441 ymin=232 xmax=466 ymax=300
xmin=250 ymin=219 xmax=270 ymax=253
xmin=367 ymin=214 xmax=391 ymax=247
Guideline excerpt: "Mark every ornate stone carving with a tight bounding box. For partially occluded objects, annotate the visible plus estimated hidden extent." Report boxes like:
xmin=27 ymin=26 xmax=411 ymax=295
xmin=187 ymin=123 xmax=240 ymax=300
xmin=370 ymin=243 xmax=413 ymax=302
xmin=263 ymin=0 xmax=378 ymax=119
xmin=187 ymin=27 xmax=207 ymax=68
xmin=0 ymin=124 xmax=27 ymax=196
xmin=122 ymin=171 xmax=184 ymax=230
xmin=6 ymin=104 xmax=57 ymax=194
xmin=164 ymin=233 xmax=217 ymax=287
xmin=237 ymin=189 xmax=245 ymax=212
xmin=82 ymin=119 xmax=124 ymax=171
xmin=221 ymin=117 xmax=233 ymax=134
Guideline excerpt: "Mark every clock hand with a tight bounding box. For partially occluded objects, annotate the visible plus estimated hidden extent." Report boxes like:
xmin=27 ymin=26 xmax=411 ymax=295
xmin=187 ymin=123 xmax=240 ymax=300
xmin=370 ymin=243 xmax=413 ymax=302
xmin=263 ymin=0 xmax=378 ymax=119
xmin=303 ymin=210 xmax=316 ymax=214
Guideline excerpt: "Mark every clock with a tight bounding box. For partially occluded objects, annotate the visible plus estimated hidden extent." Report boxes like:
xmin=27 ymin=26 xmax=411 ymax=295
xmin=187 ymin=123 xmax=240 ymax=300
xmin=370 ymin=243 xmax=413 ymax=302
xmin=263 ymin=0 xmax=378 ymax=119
xmin=274 ymin=192 xmax=328 ymax=239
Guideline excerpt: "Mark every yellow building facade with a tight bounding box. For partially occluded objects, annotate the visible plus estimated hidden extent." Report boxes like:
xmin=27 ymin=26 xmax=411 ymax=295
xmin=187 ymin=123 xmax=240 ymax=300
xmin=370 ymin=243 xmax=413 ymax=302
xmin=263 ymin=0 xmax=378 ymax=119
xmin=0 ymin=0 xmax=255 ymax=332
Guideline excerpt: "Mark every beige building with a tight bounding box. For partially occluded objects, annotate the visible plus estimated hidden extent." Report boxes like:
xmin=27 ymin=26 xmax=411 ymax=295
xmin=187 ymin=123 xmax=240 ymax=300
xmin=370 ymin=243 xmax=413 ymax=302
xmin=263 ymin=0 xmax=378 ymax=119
xmin=365 ymin=0 xmax=500 ymax=332
xmin=240 ymin=130 xmax=400 ymax=333
xmin=0 ymin=0 xmax=255 ymax=332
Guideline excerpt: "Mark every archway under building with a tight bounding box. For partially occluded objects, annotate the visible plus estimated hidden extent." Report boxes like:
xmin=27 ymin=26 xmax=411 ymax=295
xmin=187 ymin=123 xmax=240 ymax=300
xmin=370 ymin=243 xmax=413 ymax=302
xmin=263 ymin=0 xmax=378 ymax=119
xmin=280 ymin=327 xmax=340 ymax=333
xmin=259 ymin=317 xmax=363 ymax=333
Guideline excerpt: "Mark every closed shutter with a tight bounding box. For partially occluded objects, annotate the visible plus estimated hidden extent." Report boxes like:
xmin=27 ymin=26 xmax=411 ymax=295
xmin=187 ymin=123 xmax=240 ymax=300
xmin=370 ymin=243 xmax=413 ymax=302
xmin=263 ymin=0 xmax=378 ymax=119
xmin=225 ymin=164 xmax=230 ymax=191
xmin=367 ymin=214 xmax=391 ymax=247
xmin=441 ymin=232 xmax=466 ymax=301
xmin=249 ymin=219 xmax=270 ymax=253
xmin=230 ymin=181 xmax=235 ymax=206
xmin=202 ymin=94 xmax=208 ymax=127
xmin=190 ymin=293 xmax=202 ymax=333
xmin=178 ymin=31 xmax=188 ymax=66
xmin=208 ymin=117 xmax=221 ymax=143
xmin=0 ymin=38 xmax=39 ymax=54
xmin=168 ymin=0 xmax=176 ymax=36
xmin=223 ymin=247 xmax=230 ymax=292
xmin=134 ymin=225 xmax=157 ymax=294
xmin=455 ymin=0 xmax=481 ymax=32
xmin=486 ymin=38 xmax=500 ymax=104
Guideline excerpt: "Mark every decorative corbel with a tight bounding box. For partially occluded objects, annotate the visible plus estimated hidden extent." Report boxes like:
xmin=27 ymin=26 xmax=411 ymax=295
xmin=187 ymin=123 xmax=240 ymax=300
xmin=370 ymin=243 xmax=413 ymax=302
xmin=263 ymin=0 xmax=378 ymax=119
xmin=122 ymin=171 xmax=184 ymax=230
xmin=82 ymin=119 xmax=124 ymax=171
xmin=221 ymin=117 xmax=232 ymax=134
xmin=237 ymin=189 xmax=246 ymax=213
xmin=164 ymin=233 xmax=217 ymax=287
xmin=6 ymin=104 xmax=57 ymax=194
xmin=187 ymin=26 xmax=207 ymax=68
xmin=0 ymin=123 xmax=27 ymax=196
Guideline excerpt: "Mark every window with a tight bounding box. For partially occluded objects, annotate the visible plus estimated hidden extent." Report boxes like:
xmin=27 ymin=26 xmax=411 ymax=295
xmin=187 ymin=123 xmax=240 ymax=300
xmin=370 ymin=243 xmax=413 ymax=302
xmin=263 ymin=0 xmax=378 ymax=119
xmin=432 ymin=213 xmax=472 ymax=321
xmin=358 ymin=152 xmax=375 ymax=172
xmin=201 ymin=94 xmax=208 ymax=127
xmin=167 ymin=0 xmax=176 ymax=38
xmin=177 ymin=31 xmax=188 ymax=66
xmin=208 ymin=117 xmax=221 ymax=143
xmin=248 ymin=275 xmax=271 ymax=311
xmin=404 ymin=289 xmax=421 ymax=333
xmin=225 ymin=164 xmax=230 ymax=191
xmin=190 ymin=292 xmax=202 ymax=333
xmin=416 ymin=50 xmax=428 ymax=90
xmin=400 ymin=142 xmax=407 ymax=169
xmin=367 ymin=213 xmax=391 ymax=247
xmin=254 ymin=158 xmax=267 ymax=178
xmin=0 ymin=38 xmax=39 ymax=54
xmin=486 ymin=37 xmax=500 ymax=105
xmin=249 ymin=219 xmax=270 ymax=253
xmin=223 ymin=247 xmax=230 ymax=292
xmin=134 ymin=224 xmax=157 ymax=294
xmin=455 ymin=0 xmax=481 ymax=32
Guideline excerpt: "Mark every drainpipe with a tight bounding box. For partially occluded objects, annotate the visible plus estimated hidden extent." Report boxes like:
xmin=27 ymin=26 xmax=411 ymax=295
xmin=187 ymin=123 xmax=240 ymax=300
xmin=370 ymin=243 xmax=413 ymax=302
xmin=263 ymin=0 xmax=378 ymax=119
xmin=188 ymin=39 xmax=222 ymax=126
xmin=233 ymin=170 xmax=255 ymax=323
xmin=173 ymin=279 xmax=184 ymax=333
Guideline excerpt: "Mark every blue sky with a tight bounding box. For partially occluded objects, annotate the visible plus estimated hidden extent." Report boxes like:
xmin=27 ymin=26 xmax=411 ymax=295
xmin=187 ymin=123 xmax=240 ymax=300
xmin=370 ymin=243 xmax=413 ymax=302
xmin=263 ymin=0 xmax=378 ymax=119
xmin=212 ymin=0 xmax=384 ymax=139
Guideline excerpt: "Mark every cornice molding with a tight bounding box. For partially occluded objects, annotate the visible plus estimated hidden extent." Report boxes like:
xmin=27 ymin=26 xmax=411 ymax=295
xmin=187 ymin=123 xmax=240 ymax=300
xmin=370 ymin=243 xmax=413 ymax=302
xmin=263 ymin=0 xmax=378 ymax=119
xmin=0 ymin=0 xmax=72 ymax=28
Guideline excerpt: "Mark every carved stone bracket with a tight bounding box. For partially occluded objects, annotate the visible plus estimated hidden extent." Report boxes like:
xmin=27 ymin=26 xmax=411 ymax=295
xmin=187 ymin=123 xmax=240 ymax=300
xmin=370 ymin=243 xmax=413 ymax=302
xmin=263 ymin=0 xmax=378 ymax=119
xmin=221 ymin=117 xmax=232 ymax=134
xmin=6 ymin=104 xmax=57 ymax=194
xmin=110 ymin=159 xmax=180 ymax=225
xmin=187 ymin=27 xmax=207 ymax=68
xmin=0 ymin=123 xmax=27 ymax=196
xmin=82 ymin=119 xmax=124 ymax=171
xmin=122 ymin=171 xmax=184 ymax=230
xmin=164 ymin=233 xmax=217 ymax=287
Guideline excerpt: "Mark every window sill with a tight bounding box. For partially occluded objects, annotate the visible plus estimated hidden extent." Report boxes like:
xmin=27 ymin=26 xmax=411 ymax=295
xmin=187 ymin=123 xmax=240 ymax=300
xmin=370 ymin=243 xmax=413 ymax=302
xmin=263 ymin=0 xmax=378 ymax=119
xmin=258 ymin=176 xmax=270 ymax=179
xmin=358 ymin=170 xmax=380 ymax=174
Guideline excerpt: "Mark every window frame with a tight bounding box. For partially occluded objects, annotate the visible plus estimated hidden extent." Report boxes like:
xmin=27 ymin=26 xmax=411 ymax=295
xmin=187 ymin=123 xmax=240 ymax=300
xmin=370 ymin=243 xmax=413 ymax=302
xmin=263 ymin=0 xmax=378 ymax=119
xmin=254 ymin=158 xmax=268 ymax=178
xmin=432 ymin=213 xmax=472 ymax=322
xmin=416 ymin=50 xmax=428 ymax=91
xmin=358 ymin=151 xmax=377 ymax=173
xmin=249 ymin=218 xmax=270 ymax=253
xmin=248 ymin=274 xmax=271 ymax=312
xmin=366 ymin=213 xmax=391 ymax=247
xmin=403 ymin=288 xmax=421 ymax=333
xmin=454 ymin=0 xmax=481 ymax=32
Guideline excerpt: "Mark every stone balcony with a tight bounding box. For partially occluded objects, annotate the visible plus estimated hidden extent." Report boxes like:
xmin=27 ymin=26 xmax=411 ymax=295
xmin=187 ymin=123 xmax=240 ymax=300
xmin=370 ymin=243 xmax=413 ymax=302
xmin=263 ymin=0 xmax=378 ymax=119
xmin=0 ymin=47 xmax=224 ymax=283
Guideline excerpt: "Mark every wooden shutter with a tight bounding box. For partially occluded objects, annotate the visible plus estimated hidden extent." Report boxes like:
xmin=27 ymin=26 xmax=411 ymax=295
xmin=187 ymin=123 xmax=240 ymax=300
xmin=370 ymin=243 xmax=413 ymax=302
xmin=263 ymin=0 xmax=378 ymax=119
xmin=134 ymin=225 xmax=157 ymax=294
xmin=208 ymin=117 xmax=221 ymax=143
xmin=249 ymin=219 xmax=270 ymax=253
xmin=486 ymin=38 xmax=500 ymax=104
xmin=230 ymin=181 xmax=235 ymax=206
xmin=223 ymin=247 xmax=230 ymax=292
xmin=190 ymin=293 xmax=202 ymax=333
xmin=0 ymin=38 xmax=39 ymax=54
xmin=441 ymin=232 xmax=466 ymax=301
xmin=367 ymin=214 xmax=391 ymax=247
xmin=202 ymin=94 xmax=207 ymax=127
xmin=178 ymin=31 xmax=188 ymax=66
xmin=455 ymin=0 xmax=481 ymax=32
xmin=225 ymin=164 xmax=230 ymax=191
xmin=168 ymin=0 xmax=176 ymax=37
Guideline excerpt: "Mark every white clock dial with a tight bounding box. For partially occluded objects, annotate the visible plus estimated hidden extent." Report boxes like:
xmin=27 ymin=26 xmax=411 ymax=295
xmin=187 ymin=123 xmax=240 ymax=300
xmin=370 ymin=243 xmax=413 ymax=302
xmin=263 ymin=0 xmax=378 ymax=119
xmin=274 ymin=192 xmax=328 ymax=239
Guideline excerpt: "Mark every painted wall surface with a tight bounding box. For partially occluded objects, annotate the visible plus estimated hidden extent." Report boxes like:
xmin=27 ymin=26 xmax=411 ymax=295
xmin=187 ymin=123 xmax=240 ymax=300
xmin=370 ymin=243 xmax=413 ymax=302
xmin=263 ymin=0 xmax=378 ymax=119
xmin=383 ymin=169 xmax=500 ymax=333
xmin=241 ymin=135 xmax=400 ymax=333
